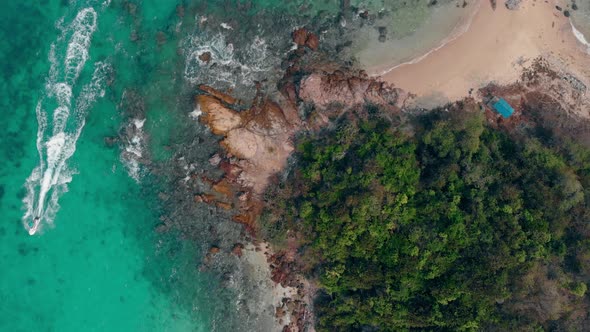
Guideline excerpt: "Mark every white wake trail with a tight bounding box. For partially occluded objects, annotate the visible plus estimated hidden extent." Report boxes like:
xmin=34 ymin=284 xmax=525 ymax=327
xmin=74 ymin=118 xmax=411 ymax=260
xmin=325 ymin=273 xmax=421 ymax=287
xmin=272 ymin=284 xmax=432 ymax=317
xmin=23 ymin=7 xmax=107 ymax=235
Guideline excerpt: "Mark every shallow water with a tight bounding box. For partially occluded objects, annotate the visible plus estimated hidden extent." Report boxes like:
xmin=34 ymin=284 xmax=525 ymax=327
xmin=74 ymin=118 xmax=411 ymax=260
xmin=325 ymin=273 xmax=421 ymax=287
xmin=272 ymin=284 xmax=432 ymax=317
xmin=355 ymin=0 xmax=478 ymax=73
xmin=0 ymin=1 xmax=223 ymax=331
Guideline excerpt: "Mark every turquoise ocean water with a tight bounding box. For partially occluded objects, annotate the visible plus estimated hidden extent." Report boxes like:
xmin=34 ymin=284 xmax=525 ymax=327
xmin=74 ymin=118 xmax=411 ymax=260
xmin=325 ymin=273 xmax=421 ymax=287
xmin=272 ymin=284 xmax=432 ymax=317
xmin=0 ymin=1 xmax=224 ymax=331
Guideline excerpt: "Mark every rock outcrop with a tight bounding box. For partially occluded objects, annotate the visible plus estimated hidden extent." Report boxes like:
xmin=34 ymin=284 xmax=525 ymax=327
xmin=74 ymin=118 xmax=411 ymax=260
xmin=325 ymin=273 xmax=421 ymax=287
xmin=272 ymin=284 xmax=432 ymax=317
xmin=194 ymin=85 xmax=300 ymax=232
xmin=504 ymin=0 xmax=522 ymax=10
xmin=191 ymin=28 xmax=408 ymax=332
xmin=196 ymin=90 xmax=298 ymax=196
xmin=192 ymin=23 xmax=410 ymax=233
xmin=291 ymin=27 xmax=320 ymax=51
xmin=198 ymin=51 xmax=211 ymax=63
xmin=299 ymin=70 xmax=408 ymax=109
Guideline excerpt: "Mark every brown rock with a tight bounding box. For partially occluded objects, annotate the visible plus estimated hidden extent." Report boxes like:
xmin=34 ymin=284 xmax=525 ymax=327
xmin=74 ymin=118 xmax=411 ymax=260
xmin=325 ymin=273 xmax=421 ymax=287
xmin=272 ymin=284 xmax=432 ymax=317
xmin=275 ymin=307 xmax=286 ymax=319
xmin=215 ymin=201 xmax=232 ymax=210
xmin=292 ymin=28 xmax=308 ymax=46
xmin=238 ymin=192 xmax=249 ymax=202
xmin=233 ymin=213 xmax=257 ymax=234
xmin=198 ymin=51 xmax=212 ymax=64
xmin=282 ymin=82 xmax=298 ymax=103
xmin=198 ymin=85 xmax=238 ymax=105
xmin=299 ymin=70 xmax=400 ymax=109
xmin=218 ymin=160 xmax=242 ymax=182
xmin=194 ymin=194 xmax=216 ymax=204
xmin=208 ymin=246 xmax=221 ymax=255
xmin=231 ymin=243 xmax=245 ymax=257
xmin=196 ymin=95 xmax=243 ymax=135
xmin=213 ymin=180 xmax=235 ymax=197
xmin=209 ymin=153 xmax=222 ymax=166
xmin=332 ymin=70 xmax=345 ymax=81
xmin=305 ymin=33 xmax=319 ymax=51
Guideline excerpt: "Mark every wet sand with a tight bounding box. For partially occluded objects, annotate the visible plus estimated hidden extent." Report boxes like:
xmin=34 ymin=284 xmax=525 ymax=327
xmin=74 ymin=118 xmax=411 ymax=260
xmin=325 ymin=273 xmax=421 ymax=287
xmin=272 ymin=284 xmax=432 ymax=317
xmin=377 ymin=0 xmax=590 ymax=105
xmin=358 ymin=1 xmax=481 ymax=73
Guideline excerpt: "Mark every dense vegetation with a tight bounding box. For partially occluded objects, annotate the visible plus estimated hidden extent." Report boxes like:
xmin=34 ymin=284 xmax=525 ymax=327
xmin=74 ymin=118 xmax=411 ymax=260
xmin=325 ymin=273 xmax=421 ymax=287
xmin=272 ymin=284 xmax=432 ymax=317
xmin=263 ymin=105 xmax=590 ymax=331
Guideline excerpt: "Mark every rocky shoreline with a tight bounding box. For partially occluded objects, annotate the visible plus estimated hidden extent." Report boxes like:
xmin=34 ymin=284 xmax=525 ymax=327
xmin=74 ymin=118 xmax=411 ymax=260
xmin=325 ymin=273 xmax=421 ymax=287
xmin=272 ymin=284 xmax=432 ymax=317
xmin=189 ymin=27 xmax=414 ymax=331
xmin=185 ymin=16 xmax=590 ymax=327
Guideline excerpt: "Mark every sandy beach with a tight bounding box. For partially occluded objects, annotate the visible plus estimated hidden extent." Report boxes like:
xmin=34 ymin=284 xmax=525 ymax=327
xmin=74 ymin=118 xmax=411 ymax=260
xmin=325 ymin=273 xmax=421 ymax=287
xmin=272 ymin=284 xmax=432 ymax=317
xmin=357 ymin=1 xmax=481 ymax=74
xmin=377 ymin=0 xmax=590 ymax=106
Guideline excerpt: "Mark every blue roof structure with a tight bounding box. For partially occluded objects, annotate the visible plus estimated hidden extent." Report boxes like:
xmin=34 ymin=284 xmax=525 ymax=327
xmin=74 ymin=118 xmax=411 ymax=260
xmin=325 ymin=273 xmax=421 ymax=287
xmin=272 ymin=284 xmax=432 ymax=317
xmin=492 ymin=98 xmax=514 ymax=118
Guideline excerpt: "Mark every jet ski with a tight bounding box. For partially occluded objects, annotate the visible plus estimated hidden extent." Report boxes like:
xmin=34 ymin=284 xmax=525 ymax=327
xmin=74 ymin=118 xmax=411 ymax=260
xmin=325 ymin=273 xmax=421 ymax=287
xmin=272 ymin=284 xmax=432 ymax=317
xmin=28 ymin=217 xmax=41 ymax=235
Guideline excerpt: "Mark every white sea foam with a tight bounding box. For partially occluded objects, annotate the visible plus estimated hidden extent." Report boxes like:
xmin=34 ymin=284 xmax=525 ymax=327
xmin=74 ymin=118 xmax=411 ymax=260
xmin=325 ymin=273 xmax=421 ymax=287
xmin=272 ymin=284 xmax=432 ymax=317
xmin=22 ymin=7 xmax=106 ymax=235
xmin=189 ymin=106 xmax=202 ymax=119
xmin=183 ymin=31 xmax=273 ymax=89
xmin=121 ymin=118 xmax=146 ymax=182
xmin=570 ymin=20 xmax=590 ymax=54
xmin=65 ymin=8 xmax=97 ymax=84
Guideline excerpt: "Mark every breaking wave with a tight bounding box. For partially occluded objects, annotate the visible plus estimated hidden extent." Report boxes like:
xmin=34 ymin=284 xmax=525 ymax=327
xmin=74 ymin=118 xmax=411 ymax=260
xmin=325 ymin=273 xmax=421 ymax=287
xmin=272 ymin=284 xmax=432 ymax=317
xmin=570 ymin=20 xmax=590 ymax=54
xmin=120 ymin=118 xmax=147 ymax=182
xmin=22 ymin=7 xmax=108 ymax=235
xmin=183 ymin=28 xmax=275 ymax=91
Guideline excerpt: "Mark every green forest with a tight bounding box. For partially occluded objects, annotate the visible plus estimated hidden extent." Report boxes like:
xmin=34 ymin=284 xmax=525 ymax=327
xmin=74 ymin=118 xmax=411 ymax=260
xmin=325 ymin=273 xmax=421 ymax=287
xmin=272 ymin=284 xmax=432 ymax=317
xmin=263 ymin=104 xmax=590 ymax=331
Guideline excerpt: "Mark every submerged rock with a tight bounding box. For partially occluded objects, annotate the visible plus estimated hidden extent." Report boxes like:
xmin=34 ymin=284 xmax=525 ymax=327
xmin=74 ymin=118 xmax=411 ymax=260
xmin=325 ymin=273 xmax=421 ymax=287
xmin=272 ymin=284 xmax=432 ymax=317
xmin=198 ymin=51 xmax=212 ymax=63
xmin=504 ymin=0 xmax=521 ymax=10
xmin=216 ymin=201 xmax=232 ymax=210
xmin=104 ymin=136 xmax=119 ymax=147
xmin=209 ymin=246 xmax=221 ymax=255
xmin=305 ymin=33 xmax=319 ymax=51
xmin=156 ymin=31 xmax=167 ymax=45
xmin=194 ymin=193 xmax=216 ymax=204
xmin=291 ymin=27 xmax=319 ymax=51
xmin=232 ymin=243 xmax=244 ymax=257
xmin=155 ymin=223 xmax=168 ymax=233
xmin=378 ymin=26 xmax=387 ymax=42
xmin=292 ymin=28 xmax=308 ymax=46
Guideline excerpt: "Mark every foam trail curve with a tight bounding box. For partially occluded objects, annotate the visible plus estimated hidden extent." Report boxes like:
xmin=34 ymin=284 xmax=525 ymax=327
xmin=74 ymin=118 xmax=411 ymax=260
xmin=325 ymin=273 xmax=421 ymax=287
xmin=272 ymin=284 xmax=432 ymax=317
xmin=23 ymin=7 xmax=106 ymax=235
